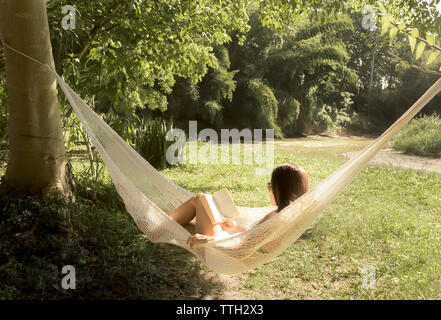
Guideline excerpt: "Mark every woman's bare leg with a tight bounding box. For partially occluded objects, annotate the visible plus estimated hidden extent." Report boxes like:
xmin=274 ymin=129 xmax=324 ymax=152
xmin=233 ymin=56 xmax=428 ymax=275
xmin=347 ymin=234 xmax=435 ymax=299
xmin=182 ymin=221 xmax=196 ymax=234
xmin=164 ymin=206 xmax=196 ymax=234
xmin=193 ymin=198 xmax=223 ymax=236
xmin=167 ymin=197 xmax=197 ymax=226
xmin=166 ymin=194 xmax=222 ymax=241
xmin=186 ymin=200 xmax=224 ymax=248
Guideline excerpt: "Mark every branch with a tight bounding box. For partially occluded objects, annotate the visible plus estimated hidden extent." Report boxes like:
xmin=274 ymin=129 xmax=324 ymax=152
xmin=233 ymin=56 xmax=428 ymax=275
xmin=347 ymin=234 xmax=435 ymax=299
xmin=390 ymin=21 xmax=441 ymax=53
xmin=389 ymin=52 xmax=441 ymax=76
xmin=76 ymin=0 xmax=125 ymax=60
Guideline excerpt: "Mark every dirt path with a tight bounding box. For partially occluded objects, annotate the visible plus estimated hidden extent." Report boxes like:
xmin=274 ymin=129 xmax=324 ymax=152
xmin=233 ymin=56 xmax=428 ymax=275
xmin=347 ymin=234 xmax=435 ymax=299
xmin=342 ymin=148 xmax=441 ymax=174
xmin=274 ymin=135 xmax=441 ymax=174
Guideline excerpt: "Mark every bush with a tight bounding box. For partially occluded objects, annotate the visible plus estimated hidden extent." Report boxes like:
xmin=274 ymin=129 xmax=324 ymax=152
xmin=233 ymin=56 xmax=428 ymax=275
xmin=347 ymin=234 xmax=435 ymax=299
xmin=132 ymin=119 xmax=177 ymax=169
xmin=228 ymin=78 xmax=283 ymax=138
xmin=392 ymin=115 xmax=441 ymax=157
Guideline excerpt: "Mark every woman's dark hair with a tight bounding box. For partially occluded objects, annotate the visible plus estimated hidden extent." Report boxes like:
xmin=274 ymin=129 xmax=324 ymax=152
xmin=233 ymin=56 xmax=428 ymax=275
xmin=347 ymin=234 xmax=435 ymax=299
xmin=270 ymin=162 xmax=309 ymax=212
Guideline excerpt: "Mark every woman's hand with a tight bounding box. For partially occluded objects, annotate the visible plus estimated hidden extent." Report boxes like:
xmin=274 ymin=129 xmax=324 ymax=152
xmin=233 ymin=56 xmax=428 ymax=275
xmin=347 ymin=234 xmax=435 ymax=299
xmin=187 ymin=233 xmax=214 ymax=248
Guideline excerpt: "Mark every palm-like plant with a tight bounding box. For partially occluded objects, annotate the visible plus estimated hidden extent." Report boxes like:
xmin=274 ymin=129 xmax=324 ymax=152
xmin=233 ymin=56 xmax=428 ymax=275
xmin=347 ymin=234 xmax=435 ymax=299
xmin=265 ymin=15 xmax=360 ymax=134
xmin=132 ymin=119 xmax=176 ymax=170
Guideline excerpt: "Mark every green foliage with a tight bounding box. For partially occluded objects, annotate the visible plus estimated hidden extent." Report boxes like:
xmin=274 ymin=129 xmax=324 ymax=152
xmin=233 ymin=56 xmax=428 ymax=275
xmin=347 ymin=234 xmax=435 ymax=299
xmin=265 ymin=0 xmax=441 ymax=36
xmin=45 ymin=0 xmax=251 ymax=126
xmin=61 ymin=103 xmax=106 ymax=181
xmin=344 ymin=10 xmax=441 ymax=131
xmin=1 ymin=0 xmax=440 ymax=140
xmin=273 ymin=89 xmax=301 ymax=133
xmin=132 ymin=119 xmax=176 ymax=169
xmin=265 ymin=14 xmax=360 ymax=134
xmin=312 ymin=92 xmax=356 ymax=134
xmin=343 ymin=11 xmax=398 ymax=94
xmin=166 ymin=45 xmax=238 ymax=130
xmin=355 ymin=63 xmax=441 ymax=131
xmin=229 ymin=78 xmax=282 ymax=137
xmin=198 ymin=10 xmax=360 ymax=136
xmin=392 ymin=115 xmax=441 ymax=157
xmin=199 ymin=46 xmax=238 ymax=103
xmin=377 ymin=2 xmax=441 ymax=72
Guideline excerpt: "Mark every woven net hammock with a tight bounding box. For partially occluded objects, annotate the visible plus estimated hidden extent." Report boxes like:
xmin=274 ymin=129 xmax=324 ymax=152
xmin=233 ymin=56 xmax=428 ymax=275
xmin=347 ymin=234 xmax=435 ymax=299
xmin=5 ymin=40 xmax=440 ymax=275
xmin=55 ymin=72 xmax=441 ymax=275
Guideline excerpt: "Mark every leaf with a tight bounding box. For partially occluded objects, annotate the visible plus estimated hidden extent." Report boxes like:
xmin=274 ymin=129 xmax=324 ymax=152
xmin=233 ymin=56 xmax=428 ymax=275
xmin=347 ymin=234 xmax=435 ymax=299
xmin=408 ymin=35 xmax=417 ymax=53
xmin=409 ymin=28 xmax=419 ymax=39
xmin=426 ymin=50 xmax=440 ymax=65
xmin=396 ymin=22 xmax=405 ymax=31
xmin=378 ymin=2 xmax=387 ymax=13
xmin=389 ymin=27 xmax=398 ymax=44
xmin=381 ymin=15 xmax=392 ymax=36
xmin=426 ymin=33 xmax=435 ymax=46
xmin=329 ymin=7 xmax=335 ymax=17
xmin=415 ymin=42 xmax=426 ymax=61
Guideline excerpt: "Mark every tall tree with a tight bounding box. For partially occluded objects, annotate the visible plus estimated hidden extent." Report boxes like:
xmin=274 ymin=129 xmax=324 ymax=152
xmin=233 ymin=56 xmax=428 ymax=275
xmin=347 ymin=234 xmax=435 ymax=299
xmin=0 ymin=0 xmax=73 ymax=198
xmin=0 ymin=0 xmax=251 ymax=198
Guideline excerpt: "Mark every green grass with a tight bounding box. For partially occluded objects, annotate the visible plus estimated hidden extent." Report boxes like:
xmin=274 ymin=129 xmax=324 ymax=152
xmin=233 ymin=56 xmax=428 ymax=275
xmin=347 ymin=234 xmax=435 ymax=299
xmin=163 ymin=142 xmax=441 ymax=299
xmin=392 ymin=115 xmax=441 ymax=157
xmin=0 ymin=139 xmax=440 ymax=299
xmin=0 ymin=144 xmax=224 ymax=299
xmin=238 ymin=166 xmax=441 ymax=299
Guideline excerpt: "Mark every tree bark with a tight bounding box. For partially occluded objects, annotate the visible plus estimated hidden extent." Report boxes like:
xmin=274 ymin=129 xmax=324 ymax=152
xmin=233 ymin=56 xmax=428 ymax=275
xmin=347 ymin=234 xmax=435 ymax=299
xmin=0 ymin=0 xmax=73 ymax=198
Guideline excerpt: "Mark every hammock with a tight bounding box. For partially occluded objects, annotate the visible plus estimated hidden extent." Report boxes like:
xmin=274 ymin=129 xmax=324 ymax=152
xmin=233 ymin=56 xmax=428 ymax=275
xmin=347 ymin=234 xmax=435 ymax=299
xmin=3 ymin=41 xmax=441 ymax=275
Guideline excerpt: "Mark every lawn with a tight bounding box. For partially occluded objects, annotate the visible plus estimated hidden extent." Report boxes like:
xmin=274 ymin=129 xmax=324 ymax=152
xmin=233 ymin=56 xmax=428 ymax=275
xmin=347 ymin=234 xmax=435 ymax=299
xmin=159 ymin=139 xmax=441 ymax=299
xmin=0 ymin=137 xmax=440 ymax=299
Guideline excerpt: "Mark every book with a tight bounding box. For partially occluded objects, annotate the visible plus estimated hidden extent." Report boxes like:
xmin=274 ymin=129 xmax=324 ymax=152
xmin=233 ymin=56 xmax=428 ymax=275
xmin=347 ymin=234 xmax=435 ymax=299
xmin=198 ymin=188 xmax=240 ymax=224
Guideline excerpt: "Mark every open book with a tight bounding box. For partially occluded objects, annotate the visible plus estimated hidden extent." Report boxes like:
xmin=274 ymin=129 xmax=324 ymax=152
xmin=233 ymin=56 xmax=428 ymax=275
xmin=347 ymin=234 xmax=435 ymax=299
xmin=198 ymin=188 xmax=240 ymax=224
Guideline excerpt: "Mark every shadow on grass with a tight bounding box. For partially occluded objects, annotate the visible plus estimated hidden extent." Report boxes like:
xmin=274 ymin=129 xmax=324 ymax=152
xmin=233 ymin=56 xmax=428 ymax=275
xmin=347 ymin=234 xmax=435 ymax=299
xmin=151 ymin=244 xmax=227 ymax=299
xmin=0 ymin=178 xmax=226 ymax=299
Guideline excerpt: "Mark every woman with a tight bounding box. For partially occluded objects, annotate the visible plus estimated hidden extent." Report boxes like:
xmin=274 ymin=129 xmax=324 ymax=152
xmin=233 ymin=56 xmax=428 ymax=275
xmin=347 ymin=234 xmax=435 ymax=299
xmin=165 ymin=162 xmax=309 ymax=248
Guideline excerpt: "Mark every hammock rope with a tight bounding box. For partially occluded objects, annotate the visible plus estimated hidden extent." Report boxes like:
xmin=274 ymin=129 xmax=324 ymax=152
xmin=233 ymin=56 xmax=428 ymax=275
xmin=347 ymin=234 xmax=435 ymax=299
xmin=3 ymin=39 xmax=441 ymax=275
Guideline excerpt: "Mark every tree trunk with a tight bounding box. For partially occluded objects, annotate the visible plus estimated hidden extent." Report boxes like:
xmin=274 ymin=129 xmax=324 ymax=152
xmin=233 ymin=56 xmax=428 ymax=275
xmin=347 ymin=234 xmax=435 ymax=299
xmin=0 ymin=0 xmax=73 ymax=198
xmin=368 ymin=31 xmax=378 ymax=94
xmin=296 ymin=95 xmax=311 ymax=135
